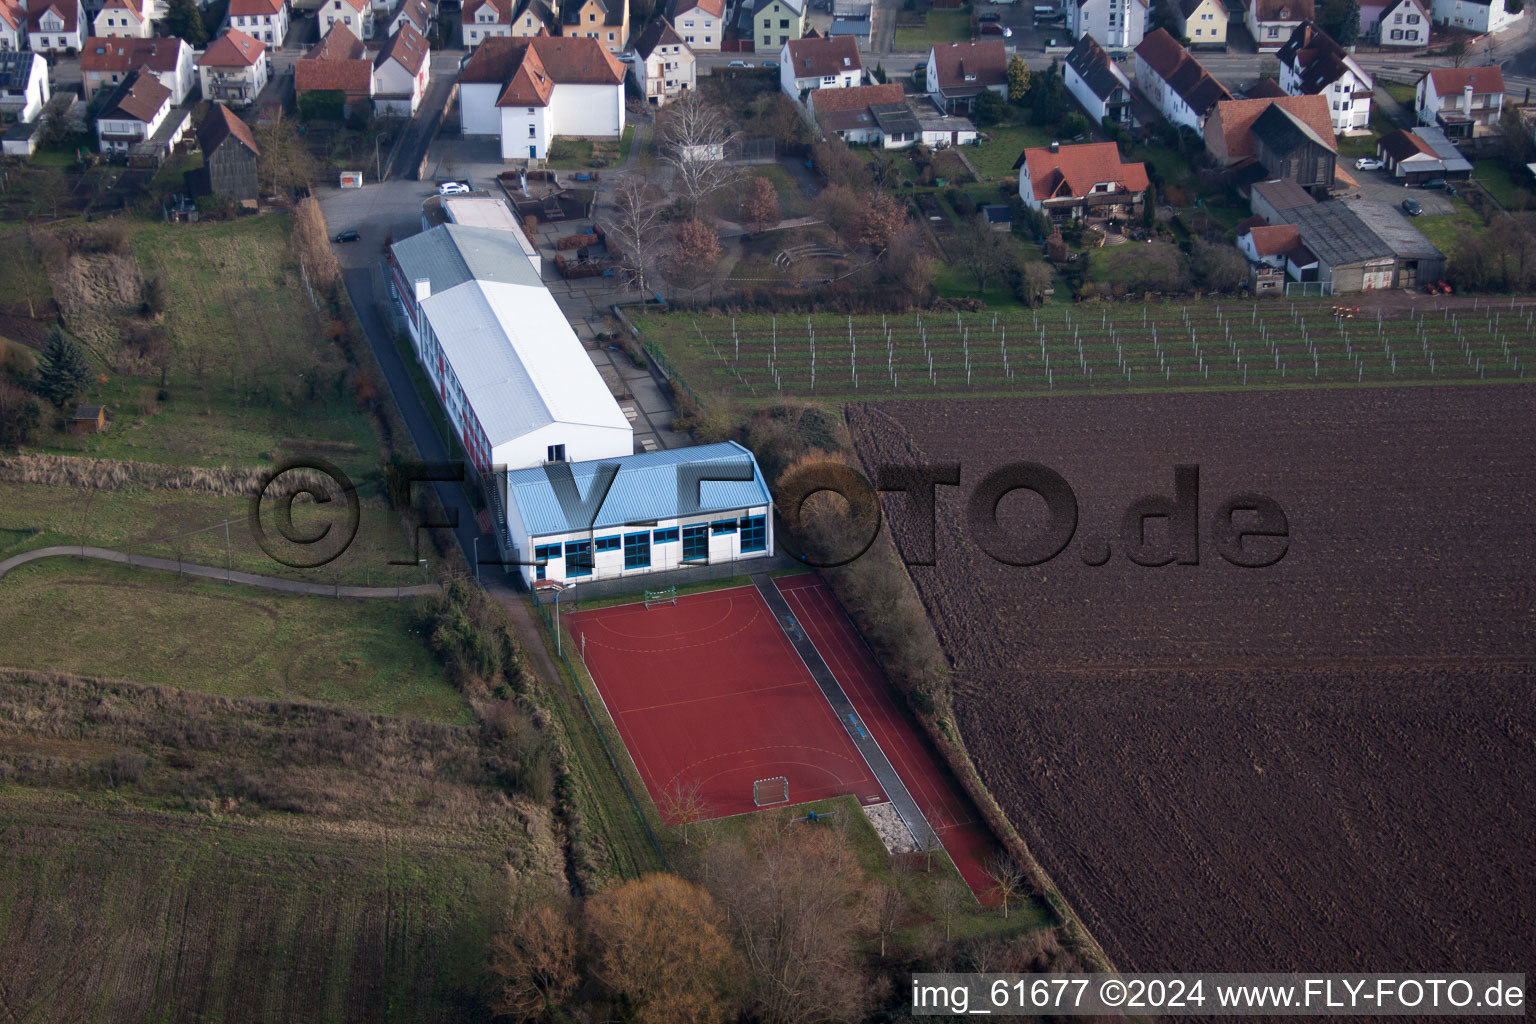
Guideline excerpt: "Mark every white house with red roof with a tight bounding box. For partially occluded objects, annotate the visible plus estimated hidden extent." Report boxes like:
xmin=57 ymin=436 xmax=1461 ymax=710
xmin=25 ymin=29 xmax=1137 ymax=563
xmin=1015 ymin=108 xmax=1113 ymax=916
xmin=28 ymin=0 xmax=85 ymax=53
xmin=458 ymin=34 xmax=625 ymax=160
xmin=385 ymin=0 xmax=432 ymax=37
xmin=924 ymin=40 xmax=1006 ymax=114
xmin=780 ymin=34 xmax=862 ymax=98
xmin=1016 ymin=140 xmax=1149 ymax=222
xmin=668 ymin=0 xmax=722 ymax=49
xmin=93 ymin=0 xmax=149 ymax=38
xmin=0 ymin=0 xmax=25 ymax=51
xmin=1246 ymin=0 xmax=1313 ymax=47
xmin=81 ymin=36 xmax=195 ymax=101
xmin=1416 ymin=66 xmax=1505 ymax=138
xmin=320 ymin=0 xmax=373 ymax=39
xmin=372 ymin=22 xmax=429 ymax=115
xmin=197 ymin=27 xmax=268 ymax=106
xmin=1069 ymin=0 xmax=1147 ymax=49
xmin=228 ymin=0 xmax=289 ymax=45
xmin=96 ymin=64 xmax=186 ymax=153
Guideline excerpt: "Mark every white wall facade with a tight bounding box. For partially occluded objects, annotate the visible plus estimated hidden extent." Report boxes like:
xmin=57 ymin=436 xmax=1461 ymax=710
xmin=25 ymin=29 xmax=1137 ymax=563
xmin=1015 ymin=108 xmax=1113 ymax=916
xmin=0 ymin=58 xmax=49 ymax=120
xmin=1432 ymin=0 xmax=1516 ymax=32
xmin=320 ymin=0 xmax=372 ymax=38
xmin=635 ymin=44 xmax=696 ymax=104
xmin=1134 ymin=54 xmax=1200 ymax=129
xmin=1174 ymin=0 xmax=1227 ymax=45
xmin=498 ymin=102 xmax=553 ymax=158
xmin=1281 ymin=58 xmax=1371 ymax=133
xmin=374 ymin=49 xmax=429 ymax=114
xmin=460 ymin=80 xmax=503 ymax=134
xmin=462 ymin=16 xmax=511 ymax=46
xmin=1065 ymin=58 xmax=1130 ymax=124
xmin=198 ymin=56 xmax=268 ymax=105
xmin=0 ymin=20 xmax=22 ymax=51
xmin=675 ymin=8 xmax=720 ymax=48
xmin=29 ymin=7 xmax=85 ymax=51
xmin=508 ymin=506 xmax=774 ymax=587
xmin=94 ymin=6 xmax=150 ymax=37
xmin=1374 ymin=0 xmax=1428 ymax=42
xmin=231 ymin=5 xmax=290 ymax=45
xmin=1070 ymin=0 xmax=1146 ymax=50
xmin=549 ymin=81 xmax=624 ymax=136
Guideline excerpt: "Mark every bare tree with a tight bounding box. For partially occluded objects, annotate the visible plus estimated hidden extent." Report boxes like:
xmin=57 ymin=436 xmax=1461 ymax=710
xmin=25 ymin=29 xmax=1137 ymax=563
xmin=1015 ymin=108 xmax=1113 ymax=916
xmin=252 ymin=116 xmax=315 ymax=196
xmin=604 ymin=178 xmax=667 ymax=294
xmin=489 ymin=897 xmax=579 ymax=1022
xmin=656 ymin=92 xmax=740 ymax=216
xmin=984 ymin=852 xmax=1026 ymax=919
xmin=863 ymin=881 xmax=906 ymax=958
xmin=935 ymin=877 xmax=970 ymax=942
xmin=660 ymin=776 xmax=710 ymax=844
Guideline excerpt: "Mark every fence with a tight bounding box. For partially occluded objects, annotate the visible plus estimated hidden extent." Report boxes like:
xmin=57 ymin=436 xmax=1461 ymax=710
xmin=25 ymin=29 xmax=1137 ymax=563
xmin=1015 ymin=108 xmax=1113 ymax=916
xmin=528 ymin=585 xmax=668 ymax=870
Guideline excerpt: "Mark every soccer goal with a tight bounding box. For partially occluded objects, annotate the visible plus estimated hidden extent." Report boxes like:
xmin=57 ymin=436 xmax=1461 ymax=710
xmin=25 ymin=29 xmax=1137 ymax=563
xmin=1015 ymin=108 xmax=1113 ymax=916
xmin=752 ymin=776 xmax=789 ymax=807
xmin=644 ymin=586 xmax=678 ymax=610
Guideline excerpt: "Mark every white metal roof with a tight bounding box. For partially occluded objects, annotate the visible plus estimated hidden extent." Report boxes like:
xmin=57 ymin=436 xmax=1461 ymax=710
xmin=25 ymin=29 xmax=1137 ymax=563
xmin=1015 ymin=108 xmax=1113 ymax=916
xmin=441 ymin=195 xmax=541 ymax=268
xmin=417 ymin=278 xmax=629 ymax=449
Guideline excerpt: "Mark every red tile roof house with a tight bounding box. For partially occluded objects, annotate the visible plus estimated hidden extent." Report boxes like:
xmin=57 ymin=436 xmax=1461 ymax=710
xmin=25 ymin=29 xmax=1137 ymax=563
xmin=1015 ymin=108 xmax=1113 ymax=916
xmin=457 ymin=33 xmax=625 ymax=161
xmin=808 ymin=81 xmax=904 ymax=144
xmin=1015 ymin=141 xmax=1150 ymax=224
xmin=1415 ymin=66 xmax=1505 ymax=140
xmin=320 ymin=0 xmax=374 ymax=40
xmin=93 ymin=0 xmax=150 ymax=40
xmin=228 ymin=0 xmax=290 ymax=47
xmin=27 ymin=0 xmax=84 ymax=53
xmin=197 ymin=28 xmax=269 ymax=107
xmin=372 ymin=22 xmax=430 ymax=116
xmin=1203 ymin=93 xmax=1342 ymax=190
xmin=1276 ymin=21 xmax=1373 ymax=135
xmin=1245 ymin=0 xmax=1313 ymax=50
xmin=1133 ymin=28 xmax=1232 ymax=133
xmin=81 ymin=36 xmax=196 ymax=104
xmin=95 ymin=64 xmax=187 ymax=157
xmin=295 ymin=21 xmax=374 ymax=113
xmin=779 ymin=33 xmax=863 ymax=100
xmin=924 ymin=39 xmax=1006 ymax=114
xmin=0 ymin=0 xmax=24 ymax=52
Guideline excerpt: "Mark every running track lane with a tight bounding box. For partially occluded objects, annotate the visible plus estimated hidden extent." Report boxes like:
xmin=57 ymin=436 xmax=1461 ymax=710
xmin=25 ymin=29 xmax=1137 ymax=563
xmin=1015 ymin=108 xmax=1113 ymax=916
xmin=776 ymin=575 xmax=1001 ymax=902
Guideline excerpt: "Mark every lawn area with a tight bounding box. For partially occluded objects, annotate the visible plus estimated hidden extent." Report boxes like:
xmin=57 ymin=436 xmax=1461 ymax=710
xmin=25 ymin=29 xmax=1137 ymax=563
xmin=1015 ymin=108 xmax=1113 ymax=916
xmin=970 ymin=122 xmax=1054 ymax=180
xmin=1473 ymin=159 xmax=1535 ymax=210
xmin=1381 ymin=80 xmax=1417 ymax=107
xmin=1412 ymin=195 xmax=1483 ymax=253
xmin=1088 ymin=240 xmax=1182 ymax=285
xmin=740 ymin=162 xmax=813 ymax=219
xmin=1130 ymin=143 xmax=1194 ymax=190
xmin=546 ymin=127 xmax=632 ymax=169
xmin=0 ymin=558 xmax=466 ymax=722
xmin=894 ymin=7 xmax=972 ymax=49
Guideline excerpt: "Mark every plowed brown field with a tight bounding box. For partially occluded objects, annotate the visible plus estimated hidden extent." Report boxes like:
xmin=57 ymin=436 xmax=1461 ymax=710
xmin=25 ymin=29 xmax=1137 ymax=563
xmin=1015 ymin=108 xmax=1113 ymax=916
xmin=848 ymin=385 xmax=1536 ymax=972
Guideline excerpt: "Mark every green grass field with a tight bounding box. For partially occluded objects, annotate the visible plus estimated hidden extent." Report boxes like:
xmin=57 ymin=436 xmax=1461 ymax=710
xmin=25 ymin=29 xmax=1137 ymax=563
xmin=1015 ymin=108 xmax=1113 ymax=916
xmin=894 ymin=7 xmax=973 ymax=49
xmin=0 ymin=559 xmax=466 ymax=722
xmin=1413 ymin=195 xmax=1485 ymax=254
xmin=636 ymin=298 xmax=1536 ymax=407
xmin=969 ymin=123 xmax=1055 ymax=180
xmin=1473 ymin=159 xmax=1535 ymax=210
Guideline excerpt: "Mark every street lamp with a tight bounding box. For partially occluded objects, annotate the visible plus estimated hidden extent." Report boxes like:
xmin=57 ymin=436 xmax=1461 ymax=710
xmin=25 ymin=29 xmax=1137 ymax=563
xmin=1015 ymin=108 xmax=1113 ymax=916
xmin=473 ymin=535 xmax=481 ymax=582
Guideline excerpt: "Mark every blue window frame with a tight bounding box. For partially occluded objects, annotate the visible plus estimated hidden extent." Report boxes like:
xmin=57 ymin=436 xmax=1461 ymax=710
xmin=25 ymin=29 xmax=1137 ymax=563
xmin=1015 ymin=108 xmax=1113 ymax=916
xmin=624 ymin=531 xmax=651 ymax=569
xmin=534 ymin=543 xmax=561 ymax=561
xmin=682 ymin=524 xmax=709 ymax=561
xmin=535 ymin=563 xmax=546 ymax=581
xmin=740 ymin=515 xmax=766 ymax=552
xmin=594 ymin=535 xmax=620 ymax=552
xmin=653 ymin=527 xmax=679 ymax=543
xmin=565 ymin=540 xmax=592 ymax=577
xmin=710 ymin=519 xmax=738 ymax=535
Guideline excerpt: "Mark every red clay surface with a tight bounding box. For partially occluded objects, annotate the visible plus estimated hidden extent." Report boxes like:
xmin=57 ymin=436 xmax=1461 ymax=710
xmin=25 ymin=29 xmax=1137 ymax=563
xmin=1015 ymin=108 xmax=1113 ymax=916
xmin=776 ymin=576 xmax=1001 ymax=902
xmin=567 ymin=586 xmax=886 ymax=821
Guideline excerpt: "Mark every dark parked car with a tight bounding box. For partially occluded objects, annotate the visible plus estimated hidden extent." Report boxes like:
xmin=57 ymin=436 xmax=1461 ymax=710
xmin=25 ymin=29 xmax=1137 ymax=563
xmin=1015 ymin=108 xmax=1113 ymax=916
xmin=1419 ymin=178 xmax=1448 ymax=191
xmin=1401 ymin=198 xmax=1422 ymax=217
xmin=333 ymin=229 xmax=361 ymax=243
xmin=979 ymin=11 xmax=1002 ymax=21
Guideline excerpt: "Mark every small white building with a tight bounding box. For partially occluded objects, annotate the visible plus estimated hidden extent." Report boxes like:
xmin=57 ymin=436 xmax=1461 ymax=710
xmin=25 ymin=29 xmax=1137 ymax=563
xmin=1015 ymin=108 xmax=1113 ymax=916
xmin=390 ymin=223 xmax=633 ymax=477
xmin=1064 ymin=32 xmax=1133 ymax=127
xmin=320 ymin=0 xmax=373 ymax=39
xmin=0 ymin=51 xmax=49 ymax=123
xmin=228 ymin=0 xmax=289 ymax=45
xmin=96 ymin=64 xmax=186 ymax=153
xmin=372 ymin=22 xmax=429 ymax=115
xmin=1431 ymin=0 xmax=1517 ymax=33
xmin=668 ymin=0 xmax=721 ymax=50
xmin=93 ymin=0 xmax=150 ymax=38
xmin=505 ymin=442 xmax=773 ymax=587
xmin=197 ymin=28 xmax=269 ymax=107
xmin=458 ymin=35 xmax=625 ymax=161
xmin=1068 ymin=0 xmax=1147 ymax=50
xmin=28 ymin=0 xmax=85 ymax=53
xmin=632 ymin=17 xmax=694 ymax=105
xmin=1133 ymin=28 xmax=1231 ymax=131
xmin=81 ymin=36 xmax=197 ymax=103
xmin=1361 ymin=0 xmax=1429 ymax=43
xmin=780 ymin=33 xmax=862 ymax=98
xmin=1416 ymin=65 xmax=1504 ymax=139
xmin=1277 ymin=21 xmax=1372 ymax=134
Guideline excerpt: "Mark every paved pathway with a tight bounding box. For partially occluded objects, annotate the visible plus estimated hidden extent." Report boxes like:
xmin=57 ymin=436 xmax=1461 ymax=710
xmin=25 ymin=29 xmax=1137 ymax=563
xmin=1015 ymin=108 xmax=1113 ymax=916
xmin=0 ymin=546 xmax=439 ymax=598
xmin=750 ymin=573 xmax=940 ymax=852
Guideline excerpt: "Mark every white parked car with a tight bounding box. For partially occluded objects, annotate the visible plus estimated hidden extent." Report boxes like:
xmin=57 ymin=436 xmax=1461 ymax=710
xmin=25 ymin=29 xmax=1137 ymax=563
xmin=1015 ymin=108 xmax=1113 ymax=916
xmin=728 ymin=59 xmax=753 ymax=67
xmin=438 ymin=181 xmax=471 ymax=195
xmin=1355 ymin=157 xmax=1384 ymax=171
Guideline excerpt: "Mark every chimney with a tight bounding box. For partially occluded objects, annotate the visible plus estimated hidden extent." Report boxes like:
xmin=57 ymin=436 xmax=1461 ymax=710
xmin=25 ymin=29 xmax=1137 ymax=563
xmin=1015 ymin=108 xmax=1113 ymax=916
xmin=1050 ymin=140 xmax=1060 ymax=153
xmin=414 ymin=277 xmax=431 ymax=301
xmin=1463 ymin=83 xmax=1473 ymax=111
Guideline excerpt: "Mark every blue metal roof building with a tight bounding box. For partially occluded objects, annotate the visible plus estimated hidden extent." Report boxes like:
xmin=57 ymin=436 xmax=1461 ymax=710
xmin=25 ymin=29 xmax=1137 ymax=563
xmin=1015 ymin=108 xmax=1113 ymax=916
xmin=503 ymin=441 xmax=776 ymax=586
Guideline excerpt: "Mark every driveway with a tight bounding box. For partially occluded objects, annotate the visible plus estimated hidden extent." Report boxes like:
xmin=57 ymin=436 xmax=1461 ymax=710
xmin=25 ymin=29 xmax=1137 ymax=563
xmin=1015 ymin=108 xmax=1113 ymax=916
xmin=1346 ymin=165 xmax=1459 ymax=215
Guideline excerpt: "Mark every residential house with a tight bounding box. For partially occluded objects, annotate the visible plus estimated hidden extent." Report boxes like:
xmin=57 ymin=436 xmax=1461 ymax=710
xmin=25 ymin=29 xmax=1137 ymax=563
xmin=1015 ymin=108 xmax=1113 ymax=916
xmin=0 ymin=51 xmax=49 ymax=122
xmin=1277 ymin=21 xmax=1372 ymax=134
xmin=320 ymin=0 xmax=373 ymax=39
xmin=28 ymin=0 xmax=85 ymax=53
xmin=1235 ymin=219 xmax=1299 ymax=292
xmin=93 ymin=0 xmax=150 ymax=38
xmin=753 ymin=0 xmax=805 ymax=51
xmin=1172 ymin=0 xmax=1227 ymax=46
xmin=1246 ymin=0 xmax=1312 ymax=49
xmin=925 ymin=40 xmax=1007 ymax=114
xmin=632 ymin=19 xmax=694 ymax=105
xmin=668 ymin=0 xmax=722 ymax=49
xmin=780 ymin=33 xmax=861 ymax=98
xmin=0 ymin=0 xmax=24 ymax=52
xmin=373 ymin=22 xmax=429 ymax=115
xmin=228 ymin=0 xmax=289 ymax=45
xmin=194 ymin=101 xmax=259 ymax=199
xmin=1069 ymin=0 xmax=1147 ymax=49
xmin=1276 ymin=198 xmax=1443 ymax=289
xmin=1361 ymin=0 xmax=1429 ymax=43
xmin=81 ymin=37 xmax=195 ymax=102
xmin=1133 ymin=28 xmax=1231 ymax=132
xmin=463 ymin=0 xmax=555 ymax=45
xmin=1065 ymin=33 xmax=1133 ymax=128
xmin=808 ymin=80 xmax=904 ymax=142
xmin=385 ymin=0 xmax=432 ymax=36
xmin=1204 ymin=93 xmax=1337 ymax=188
xmin=1377 ymin=126 xmax=1447 ymax=182
xmin=96 ymin=64 xmax=185 ymax=154
xmin=1016 ymin=140 xmax=1150 ymax=222
xmin=458 ymin=34 xmax=625 ymax=161
xmin=197 ymin=28 xmax=268 ymax=107
xmin=1416 ymin=66 xmax=1504 ymax=139
xmin=295 ymin=21 xmax=373 ymax=111
xmin=1431 ymin=0 xmax=1517 ymax=33
xmin=561 ymin=0 xmax=627 ymax=53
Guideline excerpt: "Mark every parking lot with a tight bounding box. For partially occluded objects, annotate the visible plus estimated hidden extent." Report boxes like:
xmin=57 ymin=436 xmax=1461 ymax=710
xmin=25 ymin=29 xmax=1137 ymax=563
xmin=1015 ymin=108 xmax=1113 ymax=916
xmin=976 ymin=1 xmax=1069 ymax=53
xmin=1344 ymin=163 xmax=1460 ymax=215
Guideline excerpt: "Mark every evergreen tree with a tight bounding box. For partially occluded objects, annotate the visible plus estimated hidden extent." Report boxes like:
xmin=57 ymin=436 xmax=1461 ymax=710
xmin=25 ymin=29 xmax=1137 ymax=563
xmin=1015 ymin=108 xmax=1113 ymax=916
xmin=35 ymin=326 xmax=94 ymax=409
xmin=164 ymin=0 xmax=207 ymax=46
xmin=1320 ymin=0 xmax=1360 ymax=45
